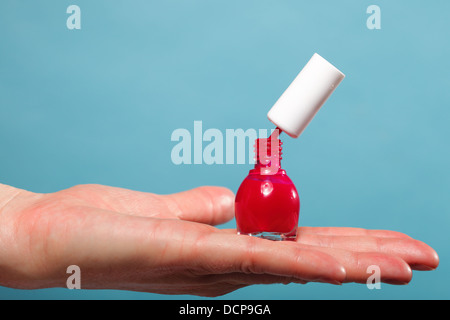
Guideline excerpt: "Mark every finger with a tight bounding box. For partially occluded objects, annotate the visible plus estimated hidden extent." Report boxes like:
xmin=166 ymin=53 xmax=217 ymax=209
xmin=220 ymin=227 xmax=412 ymax=239
xmin=189 ymin=232 xmax=346 ymax=285
xmin=295 ymin=244 xmax=413 ymax=284
xmin=219 ymin=228 xmax=438 ymax=270
xmin=63 ymin=184 xmax=235 ymax=225
xmin=169 ymin=273 xmax=307 ymax=297
xmin=299 ymin=227 xmax=412 ymax=239
xmin=161 ymin=186 xmax=235 ymax=225
xmin=62 ymin=184 xmax=170 ymax=218
xmin=297 ymin=233 xmax=439 ymax=271
xmin=216 ymin=230 xmax=413 ymax=285
xmin=141 ymin=274 xmax=307 ymax=297
xmin=212 ymin=273 xmax=308 ymax=286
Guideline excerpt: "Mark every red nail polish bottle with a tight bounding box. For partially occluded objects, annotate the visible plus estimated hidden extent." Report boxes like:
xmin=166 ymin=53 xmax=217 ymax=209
xmin=235 ymin=129 xmax=300 ymax=241
xmin=235 ymin=53 xmax=345 ymax=241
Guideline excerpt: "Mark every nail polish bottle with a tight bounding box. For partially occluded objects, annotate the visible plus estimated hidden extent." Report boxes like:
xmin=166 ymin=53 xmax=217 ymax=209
xmin=235 ymin=53 xmax=345 ymax=241
xmin=235 ymin=128 xmax=299 ymax=240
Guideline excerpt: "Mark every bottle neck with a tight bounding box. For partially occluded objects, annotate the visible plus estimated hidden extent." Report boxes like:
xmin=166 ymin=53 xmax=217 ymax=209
xmin=253 ymin=133 xmax=283 ymax=175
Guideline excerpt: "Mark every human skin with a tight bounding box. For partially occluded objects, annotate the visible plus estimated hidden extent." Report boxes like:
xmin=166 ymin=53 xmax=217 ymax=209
xmin=0 ymin=183 xmax=439 ymax=297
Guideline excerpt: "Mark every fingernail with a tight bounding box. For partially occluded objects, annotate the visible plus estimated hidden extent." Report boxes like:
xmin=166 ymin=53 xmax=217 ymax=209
xmin=382 ymin=279 xmax=410 ymax=285
xmin=410 ymin=264 xmax=436 ymax=271
xmin=318 ymin=278 xmax=343 ymax=285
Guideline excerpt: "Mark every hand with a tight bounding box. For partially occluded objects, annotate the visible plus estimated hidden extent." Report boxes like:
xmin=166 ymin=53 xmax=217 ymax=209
xmin=0 ymin=183 xmax=439 ymax=297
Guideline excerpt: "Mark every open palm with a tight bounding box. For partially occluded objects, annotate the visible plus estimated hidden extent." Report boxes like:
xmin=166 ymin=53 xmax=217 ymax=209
xmin=0 ymin=184 xmax=439 ymax=297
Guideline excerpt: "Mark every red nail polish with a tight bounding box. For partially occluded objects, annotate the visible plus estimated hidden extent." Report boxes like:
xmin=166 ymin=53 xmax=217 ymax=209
xmin=234 ymin=53 xmax=345 ymax=241
xmin=235 ymin=129 xmax=300 ymax=241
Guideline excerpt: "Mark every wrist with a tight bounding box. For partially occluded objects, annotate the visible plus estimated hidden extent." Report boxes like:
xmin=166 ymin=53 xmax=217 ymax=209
xmin=0 ymin=183 xmax=24 ymax=212
xmin=0 ymin=183 xmax=49 ymax=288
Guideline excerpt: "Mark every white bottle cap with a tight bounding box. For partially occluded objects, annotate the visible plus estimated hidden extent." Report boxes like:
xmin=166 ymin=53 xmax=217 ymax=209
xmin=267 ymin=53 xmax=345 ymax=138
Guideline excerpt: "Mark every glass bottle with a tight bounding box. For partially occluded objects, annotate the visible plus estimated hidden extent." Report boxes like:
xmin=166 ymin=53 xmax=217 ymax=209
xmin=235 ymin=129 xmax=300 ymax=241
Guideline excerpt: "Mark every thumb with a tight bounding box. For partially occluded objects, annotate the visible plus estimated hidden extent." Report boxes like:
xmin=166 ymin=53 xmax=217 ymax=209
xmin=162 ymin=186 xmax=235 ymax=226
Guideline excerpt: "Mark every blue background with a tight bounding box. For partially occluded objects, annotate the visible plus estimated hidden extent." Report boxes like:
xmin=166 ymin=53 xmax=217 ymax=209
xmin=0 ymin=1 xmax=449 ymax=299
